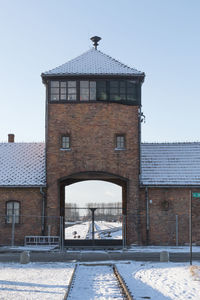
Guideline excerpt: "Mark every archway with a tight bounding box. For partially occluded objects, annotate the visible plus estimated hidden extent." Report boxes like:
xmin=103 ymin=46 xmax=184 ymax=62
xmin=59 ymin=172 xmax=128 ymax=246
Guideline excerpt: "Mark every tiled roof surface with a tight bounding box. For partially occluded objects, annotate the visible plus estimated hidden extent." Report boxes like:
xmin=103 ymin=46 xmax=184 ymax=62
xmin=0 ymin=142 xmax=199 ymax=187
xmin=141 ymin=143 xmax=200 ymax=186
xmin=42 ymin=48 xmax=144 ymax=76
xmin=0 ymin=143 xmax=45 ymax=186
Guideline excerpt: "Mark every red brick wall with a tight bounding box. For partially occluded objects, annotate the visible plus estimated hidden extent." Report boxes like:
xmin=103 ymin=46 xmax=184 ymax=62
xmin=139 ymin=187 xmax=200 ymax=245
xmin=46 ymin=102 xmax=140 ymax=244
xmin=0 ymin=188 xmax=43 ymax=245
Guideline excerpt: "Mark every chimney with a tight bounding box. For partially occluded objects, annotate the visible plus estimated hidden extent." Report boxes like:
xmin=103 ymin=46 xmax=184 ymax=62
xmin=8 ymin=134 xmax=15 ymax=143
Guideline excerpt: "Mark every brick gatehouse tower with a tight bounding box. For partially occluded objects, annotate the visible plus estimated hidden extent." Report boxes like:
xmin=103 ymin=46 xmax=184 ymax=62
xmin=1 ymin=37 xmax=200 ymax=247
xmin=41 ymin=36 xmax=145 ymax=246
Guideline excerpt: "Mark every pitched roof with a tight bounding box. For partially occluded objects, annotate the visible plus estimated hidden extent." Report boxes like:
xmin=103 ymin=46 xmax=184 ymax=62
xmin=0 ymin=143 xmax=45 ymax=187
xmin=42 ymin=48 xmax=144 ymax=77
xmin=141 ymin=142 xmax=200 ymax=186
xmin=0 ymin=142 xmax=200 ymax=187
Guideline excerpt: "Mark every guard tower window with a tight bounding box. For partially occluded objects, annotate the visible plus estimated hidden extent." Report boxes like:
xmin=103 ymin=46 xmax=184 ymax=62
xmin=97 ymin=81 xmax=107 ymax=101
xmin=61 ymin=136 xmax=70 ymax=149
xmin=80 ymin=81 xmax=96 ymax=101
xmin=50 ymin=81 xmax=76 ymax=101
xmin=6 ymin=201 xmax=20 ymax=224
xmin=49 ymin=80 xmax=139 ymax=103
xmin=116 ymin=135 xmax=125 ymax=150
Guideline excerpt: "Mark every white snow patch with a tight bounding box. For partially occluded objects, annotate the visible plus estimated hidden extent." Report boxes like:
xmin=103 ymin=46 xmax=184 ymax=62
xmin=0 ymin=262 xmax=74 ymax=299
xmin=116 ymin=261 xmax=200 ymax=300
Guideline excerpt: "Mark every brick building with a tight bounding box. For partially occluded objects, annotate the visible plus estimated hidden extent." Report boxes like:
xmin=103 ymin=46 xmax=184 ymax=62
xmin=0 ymin=38 xmax=200 ymax=246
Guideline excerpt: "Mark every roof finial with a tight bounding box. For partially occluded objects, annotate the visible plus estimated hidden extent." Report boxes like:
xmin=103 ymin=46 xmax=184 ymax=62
xmin=90 ymin=36 xmax=101 ymax=50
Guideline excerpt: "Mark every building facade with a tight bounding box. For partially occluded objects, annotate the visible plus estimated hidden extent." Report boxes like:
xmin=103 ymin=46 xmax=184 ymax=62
xmin=0 ymin=38 xmax=200 ymax=246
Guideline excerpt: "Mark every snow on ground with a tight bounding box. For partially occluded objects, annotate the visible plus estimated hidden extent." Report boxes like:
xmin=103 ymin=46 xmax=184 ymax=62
xmin=68 ymin=264 xmax=123 ymax=300
xmin=65 ymin=220 xmax=122 ymax=240
xmin=128 ymin=245 xmax=200 ymax=253
xmin=65 ymin=221 xmax=90 ymax=239
xmin=95 ymin=221 xmax=122 ymax=239
xmin=116 ymin=261 xmax=200 ymax=300
xmin=0 ymin=261 xmax=200 ymax=299
xmin=0 ymin=262 xmax=74 ymax=299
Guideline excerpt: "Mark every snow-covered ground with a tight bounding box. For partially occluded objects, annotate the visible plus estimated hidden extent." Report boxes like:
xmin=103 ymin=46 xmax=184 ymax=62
xmin=116 ymin=261 xmax=200 ymax=300
xmin=95 ymin=221 xmax=122 ymax=239
xmin=0 ymin=261 xmax=200 ymax=299
xmin=65 ymin=220 xmax=122 ymax=239
xmin=65 ymin=221 xmax=90 ymax=239
xmin=0 ymin=262 xmax=74 ymax=299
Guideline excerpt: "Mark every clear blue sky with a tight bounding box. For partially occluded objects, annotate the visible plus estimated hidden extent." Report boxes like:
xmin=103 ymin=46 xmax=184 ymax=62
xmin=0 ymin=0 xmax=199 ymax=143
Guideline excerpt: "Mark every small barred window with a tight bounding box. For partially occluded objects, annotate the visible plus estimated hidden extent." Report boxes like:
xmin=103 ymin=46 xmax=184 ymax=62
xmin=116 ymin=135 xmax=125 ymax=149
xmin=62 ymin=136 xmax=70 ymax=149
xmin=6 ymin=201 xmax=20 ymax=224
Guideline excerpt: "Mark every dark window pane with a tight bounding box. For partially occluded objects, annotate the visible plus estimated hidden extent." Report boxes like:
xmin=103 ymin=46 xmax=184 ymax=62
xmin=90 ymin=81 xmax=96 ymax=88
xmin=127 ymin=94 xmax=135 ymax=101
xmin=116 ymin=135 xmax=125 ymax=149
xmin=110 ymin=81 xmax=118 ymax=88
xmin=62 ymin=136 xmax=70 ymax=149
xmin=120 ymin=88 xmax=126 ymax=94
xmin=80 ymin=94 xmax=89 ymax=101
xmin=90 ymin=81 xmax=96 ymax=100
xmin=110 ymin=87 xmax=118 ymax=94
xmin=80 ymin=81 xmax=89 ymax=88
xmin=110 ymin=94 xmax=121 ymax=101
xmin=51 ymin=88 xmax=59 ymax=94
xmin=61 ymin=88 xmax=67 ymax=94
xmin=127 ymin=80 xmax=135 ymax=88
xmin=68 ymin=88 xmax=76 ymax=94
xmin=6 ymin=201 xmax=20 ymax=224
xmin=120 ymin=94 xmax=126 ymax=101
xmin=51 ymin=81 xmax=59 ymax=88
xmin=51 ymin=94 xmax=59 ymax=101
xmin=97 ymin=81 xmax=107 ymax=100
xmin=68 ymin=81 xmax=76 ymax=88
xmin=61 ymin=82 xmax=67 ymax=87
xmin=68 ymin=94 xmax=76 ymax=101
xmin=61 ymin=94 xmax=67 ymax=100
xmin=120 ymin=81 xmax=126 ymax=88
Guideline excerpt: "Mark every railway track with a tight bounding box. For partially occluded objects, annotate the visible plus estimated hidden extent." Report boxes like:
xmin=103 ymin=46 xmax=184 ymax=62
xmin=65 ymin=263 xmax=133 ymax=300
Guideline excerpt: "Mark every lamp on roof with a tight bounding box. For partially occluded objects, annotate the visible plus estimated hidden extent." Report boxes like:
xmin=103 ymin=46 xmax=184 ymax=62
xmin=90 ymin=36 xmax=101 ymax=50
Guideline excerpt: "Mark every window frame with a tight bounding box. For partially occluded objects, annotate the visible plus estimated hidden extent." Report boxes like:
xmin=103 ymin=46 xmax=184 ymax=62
xmin=115 ymin=134 xmax=126 ymax=150
xmin=48 ymin=78 xmax=141 ymax=105
xmin=61 ymin=135 xmax=71 ymax=150
xmin=6 ymin=201 xmax=20 ymax=224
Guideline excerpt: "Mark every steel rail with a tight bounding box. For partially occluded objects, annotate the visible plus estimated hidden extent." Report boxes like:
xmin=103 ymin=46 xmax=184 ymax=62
xmin=63 ymin=264 xmax=78 ymax=300
xmin=113 ymin=264 xmax=134 ymax=300
xmin=65 ymin=263 xmax=133 ymax=300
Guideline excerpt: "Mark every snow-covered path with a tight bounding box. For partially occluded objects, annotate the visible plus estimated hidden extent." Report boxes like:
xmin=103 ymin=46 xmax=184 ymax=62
xmin=67 ymin=264 xmax=123 ymax=300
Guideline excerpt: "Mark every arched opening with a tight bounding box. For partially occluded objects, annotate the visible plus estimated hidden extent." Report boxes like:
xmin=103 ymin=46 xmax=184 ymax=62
xmin=59 ymin=172 xmax=128 ymax=246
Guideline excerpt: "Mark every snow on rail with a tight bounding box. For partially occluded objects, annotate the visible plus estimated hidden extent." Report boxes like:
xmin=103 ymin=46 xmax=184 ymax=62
xmin=66 ymin=264 xmax=128 ymax=300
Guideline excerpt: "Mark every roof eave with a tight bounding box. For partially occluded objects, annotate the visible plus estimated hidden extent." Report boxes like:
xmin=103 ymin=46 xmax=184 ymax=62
xmin=0 ymin=184 xmax=46 ymax=188
xmin=140 ymin=183 xmax=200 ymax=188
xmin=41 ymin=72 xmax=145 ymax=83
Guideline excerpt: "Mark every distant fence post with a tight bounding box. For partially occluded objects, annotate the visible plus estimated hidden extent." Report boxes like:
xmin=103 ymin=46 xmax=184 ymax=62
xmin=11 ymin=214 xmax=15 ymax=246
xmin=176 ymin=215 xmax=179 ymax=246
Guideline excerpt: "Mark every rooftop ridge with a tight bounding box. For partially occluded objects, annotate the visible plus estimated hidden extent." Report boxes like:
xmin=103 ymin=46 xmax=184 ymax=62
xmin=42 ymin=48 xmax=144 ymax=76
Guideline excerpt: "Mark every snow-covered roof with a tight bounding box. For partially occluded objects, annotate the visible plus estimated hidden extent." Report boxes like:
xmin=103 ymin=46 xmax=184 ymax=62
xmin=141 ymin=143 xmax=200 ymax=186
xmin=1 ymin=142 xmax=200 ymax=187
xmin=42 ymin=48 xmax=144 ymax=77
xmin=0 ymin=143 xmax=45 ymax=187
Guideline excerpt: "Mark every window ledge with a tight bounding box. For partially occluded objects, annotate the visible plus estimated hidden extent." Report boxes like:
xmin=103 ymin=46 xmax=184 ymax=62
xmin=115 ymin=148 xmax=126 ymax=151
xmin=60 ymin=148 xmax=71 ymax=151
